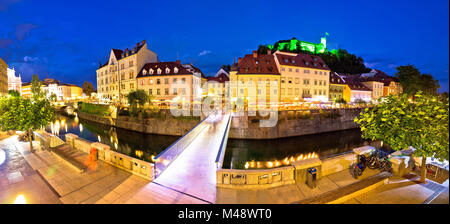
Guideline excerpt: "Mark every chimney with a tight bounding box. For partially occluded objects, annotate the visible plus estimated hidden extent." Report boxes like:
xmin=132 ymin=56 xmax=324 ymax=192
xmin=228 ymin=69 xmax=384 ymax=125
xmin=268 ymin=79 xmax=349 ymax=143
xmin=252 ymin=50 xmax=258 ymax=58
xmin=141 ymin=40 xmax=146 ymax=45
xmin=238 ymin=57 xmax=242 ymax=64
xmin=176 ymin=60 xmax=181 ymax=65
xmin=267 ymin=49 xmax=272 ymax=55
xmin=136 ymin=42 xmax=140 ymax=48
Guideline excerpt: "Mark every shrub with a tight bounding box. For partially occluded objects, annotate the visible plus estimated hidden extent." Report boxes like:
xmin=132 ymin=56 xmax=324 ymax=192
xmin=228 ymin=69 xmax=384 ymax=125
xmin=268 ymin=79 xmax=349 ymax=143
xmin=80 ymin=103 xmax=110 ymax=116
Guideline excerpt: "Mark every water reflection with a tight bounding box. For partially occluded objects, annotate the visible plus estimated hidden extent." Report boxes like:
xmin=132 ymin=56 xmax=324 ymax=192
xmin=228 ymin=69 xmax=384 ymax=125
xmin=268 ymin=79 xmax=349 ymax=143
xmin=47 ymin=114 xmax=178 ymax=162
xmin=223 ymin=129 xmax=373 ymax=169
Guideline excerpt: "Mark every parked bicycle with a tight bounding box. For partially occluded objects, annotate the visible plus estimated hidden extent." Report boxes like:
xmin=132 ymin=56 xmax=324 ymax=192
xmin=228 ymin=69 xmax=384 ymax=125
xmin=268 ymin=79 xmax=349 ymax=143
xmin=352 ymin=154 xmax=367 ymax=179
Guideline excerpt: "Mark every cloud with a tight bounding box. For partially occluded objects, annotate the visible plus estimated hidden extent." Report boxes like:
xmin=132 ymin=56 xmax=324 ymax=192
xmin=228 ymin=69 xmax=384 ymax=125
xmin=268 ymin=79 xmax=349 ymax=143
xmin=198 ymin=50 xmax=211 ymax=56
xmin=0 ymin=38 xmax=14 ymax=48
xmin=0 ymin=0 xmax=20 ymax=11
xmin=15 ymin=23 xmax=37 ymax=40
xmin=23 ymin=56 xmax=38 ymax=62
xmin=364 ymin=62 xmax=379 ymax=68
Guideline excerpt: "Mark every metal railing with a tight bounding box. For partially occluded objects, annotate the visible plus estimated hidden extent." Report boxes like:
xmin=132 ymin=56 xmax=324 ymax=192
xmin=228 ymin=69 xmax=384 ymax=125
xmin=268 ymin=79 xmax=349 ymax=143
xmin=154 ymin=115 xmax=210 ymax=177
xmin=215 ymin=113 xmax=232 ymax=169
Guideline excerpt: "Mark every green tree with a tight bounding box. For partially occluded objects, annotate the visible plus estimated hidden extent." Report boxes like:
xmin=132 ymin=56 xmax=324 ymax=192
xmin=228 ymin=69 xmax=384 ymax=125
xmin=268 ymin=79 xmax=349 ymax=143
xmin=394 ymin=65 xmax=440 ymax=96
xmin=0 ymin=74 xmax=55 ymax=152
xmin=82 ymin=81 xmax=95 ymax=97
xmin=355 ymin=92 xmax=449 ymax=182
xmin=127 ymin=90 xmax=150 ymax=109
xmin=8 ymin=90 xmax=20 ymax=98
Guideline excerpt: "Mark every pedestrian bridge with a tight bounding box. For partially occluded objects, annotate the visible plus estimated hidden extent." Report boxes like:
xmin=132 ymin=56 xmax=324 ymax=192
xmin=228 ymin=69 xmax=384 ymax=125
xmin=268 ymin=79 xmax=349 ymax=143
xmin=152 ymin=111 xmax=232 ymax=203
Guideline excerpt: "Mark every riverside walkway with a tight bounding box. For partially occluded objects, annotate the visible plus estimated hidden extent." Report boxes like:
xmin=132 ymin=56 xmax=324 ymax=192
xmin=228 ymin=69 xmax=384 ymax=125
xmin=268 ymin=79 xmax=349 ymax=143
xmin=128 ymin=112 xmax=232 ymax=204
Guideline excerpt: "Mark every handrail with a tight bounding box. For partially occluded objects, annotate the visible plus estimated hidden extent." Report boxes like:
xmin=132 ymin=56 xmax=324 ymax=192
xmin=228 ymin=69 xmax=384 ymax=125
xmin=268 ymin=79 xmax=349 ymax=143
xmin=215 ymin=113 xmax=232 ymax=169
xmin=154 ymin=115 xmax=210 ymax=177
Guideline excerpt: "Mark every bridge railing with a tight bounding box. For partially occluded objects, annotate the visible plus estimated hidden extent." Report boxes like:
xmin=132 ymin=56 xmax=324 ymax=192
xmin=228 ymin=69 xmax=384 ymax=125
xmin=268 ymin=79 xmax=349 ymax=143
xmin=154 ymin=115 xmax=210 ymax=177
xmin=215 ymin=113 xmax=232 ymax=169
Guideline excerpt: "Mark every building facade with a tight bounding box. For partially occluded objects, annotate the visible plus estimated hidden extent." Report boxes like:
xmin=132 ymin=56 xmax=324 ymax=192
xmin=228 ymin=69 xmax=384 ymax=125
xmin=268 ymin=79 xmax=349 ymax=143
xmin=329 ymin=72 xmax=351 ymax=102
xmin=96 ymin=40 xmax=158 ymax=102
xmin=7 ymin=68 xmax=22 ymax=94
xmin=0 ymin=58 xmax=8 ymax=96
xmin=21 ymin=78 xmax=82 ymax=100
xmin=348 ymin=84 xmax=372 ymax=103
xmin=273 ymin=51 xmax=330 ymax=102
xmin=136 ymin=61 xmax=204 ymax=106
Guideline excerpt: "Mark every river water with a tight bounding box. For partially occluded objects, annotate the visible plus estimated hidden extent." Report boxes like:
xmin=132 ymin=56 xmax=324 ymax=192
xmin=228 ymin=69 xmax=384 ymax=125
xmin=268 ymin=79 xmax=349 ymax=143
xmin=48 ymin=114 xmax=371 ymax=169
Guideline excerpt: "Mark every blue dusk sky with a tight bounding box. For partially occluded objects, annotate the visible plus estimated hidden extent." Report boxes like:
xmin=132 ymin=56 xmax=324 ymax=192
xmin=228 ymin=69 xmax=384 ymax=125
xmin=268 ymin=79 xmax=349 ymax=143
xmin=0 ymin=0 xmax=449 ymax=92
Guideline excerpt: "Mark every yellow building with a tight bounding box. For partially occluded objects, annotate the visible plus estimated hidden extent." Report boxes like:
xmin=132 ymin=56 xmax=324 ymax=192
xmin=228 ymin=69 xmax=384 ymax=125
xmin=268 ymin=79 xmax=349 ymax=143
xmin=382 ymin=79 xmax=403 ymax=96
xmin=273 ymin=51 xmax=331 ymax=102
xmin=21 ymin=82 xmax=32 ymax=98
xmin=229 ymin=51 xmax=281 ymax=108
xmin=21 ymin=78 xmax=82 ymax=100
xmin=361 ymin=80 xmax=384 ymax=101
xmin=329 ymin=72 xmax=351 ymax=102
xmin=96 ymin=40 xmax=158 ymax=103
xmin=136 ymin=61 xmax=204 ymax=107
xmin=0 ymin=58 xmax=8 ymax=96
xmin=204 ymin=69 xmax=230 ymax=105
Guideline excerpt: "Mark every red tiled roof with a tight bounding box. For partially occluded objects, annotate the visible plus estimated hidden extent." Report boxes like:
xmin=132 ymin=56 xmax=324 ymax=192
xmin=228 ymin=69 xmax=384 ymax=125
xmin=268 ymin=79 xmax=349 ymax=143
xmin=136 ymin=62 xmax=194 ymax=78
xmin=99 ymin=41 xmax=146 ymax=68
xmin=237 ymin=53 xmax=280 ymax=75
xmin=206 ymin=73 xmax=229 ymax=83
xmin=274 ymin=52 xmax=330 ymax=71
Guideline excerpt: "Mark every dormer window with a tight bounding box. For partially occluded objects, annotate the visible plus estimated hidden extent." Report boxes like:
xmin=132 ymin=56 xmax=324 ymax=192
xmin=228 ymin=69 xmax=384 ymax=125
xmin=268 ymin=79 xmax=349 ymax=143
xmin=305 ymin=61 xmax=309 ymax=66
xmin=284 ymin=59 xmax=289 ymax=63
xmin=143 ymin=70 xmax=147 ymax=75
xmin=313 ymin=57 xmax=318 ymax=62
xmin=166 ymin=68 xmax=170 ymax=73
xmin=174 ymin=67 xmax=178 ymax=73
xmin=149 ymin=69 xmax=154 ymax=74
xmin=157 ymin=68 xmax=162 ymax=74
xmin=292 ymin=60 xmax=295 ymax=64
xmin=314 ymin=63 xmax=317 ymax=67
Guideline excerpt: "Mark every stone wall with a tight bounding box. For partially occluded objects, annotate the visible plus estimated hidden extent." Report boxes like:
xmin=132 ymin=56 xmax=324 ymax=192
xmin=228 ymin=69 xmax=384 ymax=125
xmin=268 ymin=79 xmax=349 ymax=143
xmin=229 ymin=108 xmax=363 ymax=139
xmin=77 ymin=111 xmax=199 ymax=136
xmin=65 ymin=133 xmax=154 ymax=180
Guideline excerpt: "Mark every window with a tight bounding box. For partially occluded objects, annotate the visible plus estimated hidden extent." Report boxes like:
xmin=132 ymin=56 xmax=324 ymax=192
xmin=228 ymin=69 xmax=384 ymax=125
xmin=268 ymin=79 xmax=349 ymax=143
xmin=150 ymin=69 xmax=154 ymax=74
xmin=173 ymin=88 xmax=178 ymax=95
xmin=288 ymin=88 xmax=292 ymax=95
xmin=303 ymin=79 xmax=310 ymax=85
xmin=281 ymin=67 xmax=285 ymax=72
xmin=315 ymin=71 xmax=318 ymax=75
xmin=319 ymin=71 xmax=322 ymax=75
xmin=182 ymin=88 xmax=186 ymax=95
xmin=182 ymin=78 xmax=186 ymax=84
xmin=295 ymin=78 xmax=299 ymax=84
xmin=258 ymin=89 xmax=261 ymax=95
xmin=166 ymin=68 xmax=170 ymax=73
xmin=121 ymin=72 xmax=125 ymax=80
xmin=156 ymin=79 xmax=161 ymax=84
xmin=149 ymin=89 xmax=153 ymax=95
xmin=296 ymin=69 xmax=299 ymax=73
xmin=121 ymin=64 xmax=124 ymax=69
xmin=157 ymin=89 xmax=160 ymax=95
xmin=281 ymin=78 xmax=285 ymax=83
xmin=165 ymin=88 xmax=169 ymax=95
xmin=165 ymin=78 xmax=169 ymax=84
xmin=129 ymin=60 xmax=133 ymax=67
xmin=130 ymin=83 xmax=134 ymax=89
xmin=129 ymin=71 xmax=134 ymax=79
xmin=174 ymin=67 xmax=178 ymax=73
xmin=149 ymin=79 xmax=153 ymax=85
xmin=304 ymin=69 xmax=310 ymax=73
xmin=173 ymin=78 xmax=177 ymax=84
xmin=143 ymin=70 xmax=147 ymax=75
xmin=288 ymin=68 xmax=292 ymax=72
xmin=157 ymin=68 xmax=161 ymax=74
xmin=319 ymin=89 xmax=322 ymax=95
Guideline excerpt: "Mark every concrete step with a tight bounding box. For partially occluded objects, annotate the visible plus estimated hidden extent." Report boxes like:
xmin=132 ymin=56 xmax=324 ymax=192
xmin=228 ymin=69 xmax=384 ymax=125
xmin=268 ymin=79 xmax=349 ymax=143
xmin=50 ymin=144 xmax=86 ymax=173
xmin=295 ymin=171 xmax=392 ymax=204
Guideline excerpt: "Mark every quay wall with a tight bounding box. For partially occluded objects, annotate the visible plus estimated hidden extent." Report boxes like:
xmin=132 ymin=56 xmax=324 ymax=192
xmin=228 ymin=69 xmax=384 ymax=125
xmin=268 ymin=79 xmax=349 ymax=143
xmin=77 ymin=108 xmax=364 ymax=139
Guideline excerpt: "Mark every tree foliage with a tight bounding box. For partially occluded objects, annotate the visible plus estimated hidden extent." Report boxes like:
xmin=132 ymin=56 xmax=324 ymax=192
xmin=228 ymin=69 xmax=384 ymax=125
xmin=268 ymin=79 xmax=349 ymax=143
xmin=8 ymin=90 xmax=20 ymax=98
xmin=354 ymin=92 xmax=449 ymax=162
xmin=127 ymin=90 xmax=150 ymax=108
xmin=394 ymin=65 xmax=440 ymax=96
xmin=0 ymin=74 xmax=55 ymax=151
xmin=82 ymin=81 xmax=95 ymax=96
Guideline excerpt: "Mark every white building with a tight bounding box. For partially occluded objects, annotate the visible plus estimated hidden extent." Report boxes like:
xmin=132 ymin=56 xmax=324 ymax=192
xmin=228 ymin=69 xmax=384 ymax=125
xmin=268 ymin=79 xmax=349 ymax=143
xmin=7 ymin=68 xmax=22 ymax=94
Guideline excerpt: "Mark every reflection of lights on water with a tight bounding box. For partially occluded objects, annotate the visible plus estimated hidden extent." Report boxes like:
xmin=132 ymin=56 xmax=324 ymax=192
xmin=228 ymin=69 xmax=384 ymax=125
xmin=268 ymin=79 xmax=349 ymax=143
xmin=245 ymin=152 xmax=318 ymax=169
xmin=110 ymin=136 xmax=113 ymax=142
xmin=0 ymin=149 xmax=6 ymax=166
xmin=14 ymin=195 xmax=26 ymax=204
xmin=97 ymin=135 xmax=101 ymax=142
xmin=74 ymin=116 xmax=79 ymax=123
xmin=151 ymin=155 xmax=155 ymax=162
xmin=79 ymin=123 xmax=83 ymax=132
xmin=135 ymin=150 xmax=143 ymax=158
xmin=114 ymin=142 xmax=118 ymax=149
xmin=65 ymin=124 xmax=68 ymax=132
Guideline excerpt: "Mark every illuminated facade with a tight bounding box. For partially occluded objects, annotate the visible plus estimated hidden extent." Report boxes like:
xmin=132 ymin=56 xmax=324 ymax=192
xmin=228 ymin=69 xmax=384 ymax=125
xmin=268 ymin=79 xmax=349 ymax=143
xmin=0 ymin=58 xmax=8 ymax=97
xmin=96 ymin=40 xmax=158 ymax=102
xmin=21 ymin=78 xmax=82 ymax=100
xmin=383 ymin=80 xmax=403 ymax=96
xmin=136 ymin=61 xmax=204 ymax=106
xmin=361 ymin=81 xmax=384 ymax=101
xmin=273 ymin=51 xmax=331 ymax=102
xmin=7 ymin=68 xmax=22 ymax=94
xmin=205 ymin=69 xmax=230 ymax=104
xmin=329 ymin=72 xmax=351 ymax=102
xmin=267 ymin=35 xmax=327 ymax=54
xmin=348 ymin=84 xmax=372 ymax=102
xmin=229 ymin=51 xmax=281 ymax=107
